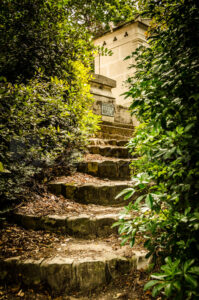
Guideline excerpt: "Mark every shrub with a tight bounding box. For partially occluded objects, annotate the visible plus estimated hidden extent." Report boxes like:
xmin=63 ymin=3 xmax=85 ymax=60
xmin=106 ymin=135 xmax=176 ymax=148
xmin=0 ymin=0 xmax=100 ymax=209
xmin=114 ymin=0 xmax=199 ymax=298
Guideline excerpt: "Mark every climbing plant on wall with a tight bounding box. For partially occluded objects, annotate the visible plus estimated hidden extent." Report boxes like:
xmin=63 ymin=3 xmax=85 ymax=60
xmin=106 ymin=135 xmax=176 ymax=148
xmin=114 ymin=0 xmax=199 ymax=298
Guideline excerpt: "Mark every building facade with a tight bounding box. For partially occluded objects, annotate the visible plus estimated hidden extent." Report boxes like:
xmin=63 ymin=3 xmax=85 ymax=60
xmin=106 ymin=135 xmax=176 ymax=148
xmin=94 ymin=18 xmax=149 ymax=110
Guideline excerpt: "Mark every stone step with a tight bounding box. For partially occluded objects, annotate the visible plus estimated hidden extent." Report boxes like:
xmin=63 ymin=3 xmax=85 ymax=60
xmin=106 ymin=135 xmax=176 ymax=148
xmin=87 ymin=145 xmax=131 ymax=158
xmin=10 ymin=206 xmax=123 ymax=238
xmin=89 ymin=138 xmax=128 ymax=147
xmin=102 ymin=121 xmax=134 ymax=130
xmin=48 ymin=179 xmax=134 ymax=206
xmin=0 ymin=237 xmax=149 ymax=294
xmin=77 ymin=159 xmax=131 ymax=180
xmin=95 ymin=132 xmax=130 ymax=140
xmin=99 ymin=124 xmax=134 ymax=138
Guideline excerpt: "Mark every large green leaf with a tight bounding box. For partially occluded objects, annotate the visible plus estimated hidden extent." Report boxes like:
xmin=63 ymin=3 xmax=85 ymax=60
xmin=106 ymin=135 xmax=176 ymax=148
xmin=144 ymin=280 xmax=160 ymax=291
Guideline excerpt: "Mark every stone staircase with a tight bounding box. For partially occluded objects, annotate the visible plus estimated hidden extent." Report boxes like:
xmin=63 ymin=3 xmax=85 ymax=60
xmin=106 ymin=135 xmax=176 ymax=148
xmin=0 ymin=121 xmax=149 ymax=296
xmin=95 ymin=121 xmax=134 ymax=140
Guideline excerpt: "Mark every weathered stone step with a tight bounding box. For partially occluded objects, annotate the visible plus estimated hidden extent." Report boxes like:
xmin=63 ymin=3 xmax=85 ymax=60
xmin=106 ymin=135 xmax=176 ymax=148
xmin=89 ymin=138 xmax=128 ymax=147
xmin=77 ymin=159 xmax=131 ymax=180
xmin=87 ymin=145 xmax=131 ymax=158
xmin=0 ymin=238 xmax=149 ymax=294
xmin=96 ymin=132 xmax=130 ymax=140
xmin=102 ymin=121 xmax=134 ymax=130
xmin=11 ymin=207 xmax=123 ymax=238
xmin=48 ymin=179 xmax=134 ymax=206
xmin=99 ymin=124 xmax=133 ymax=138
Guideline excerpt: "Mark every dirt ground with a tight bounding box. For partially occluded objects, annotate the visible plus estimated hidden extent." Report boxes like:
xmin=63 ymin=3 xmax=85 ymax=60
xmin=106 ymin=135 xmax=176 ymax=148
xmin=0 ymin=221 xmax=144 ymax=261
xmin=13 ymin=189 xmax=139 ymax=219
xmin=50 ymin=172 xmax=132 ymax=186
xmin=15 ymin=192 xmax=121 ymax=218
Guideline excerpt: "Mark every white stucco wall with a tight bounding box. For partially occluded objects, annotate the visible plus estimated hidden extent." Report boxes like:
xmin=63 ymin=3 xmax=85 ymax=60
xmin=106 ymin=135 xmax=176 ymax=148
xmin=94 ymin=20 xmax=148 ymax=107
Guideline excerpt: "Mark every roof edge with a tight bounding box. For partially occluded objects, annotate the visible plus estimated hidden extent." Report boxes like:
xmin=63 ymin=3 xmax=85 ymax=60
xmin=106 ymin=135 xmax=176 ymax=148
xmin=94 ymin=17 xmax=150 ymax=40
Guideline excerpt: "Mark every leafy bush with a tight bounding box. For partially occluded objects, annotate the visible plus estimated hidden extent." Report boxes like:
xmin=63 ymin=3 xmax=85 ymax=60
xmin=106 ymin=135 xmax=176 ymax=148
xmin=115 ymin=0 xmax=199 ymax=298
xmin=0 ymin=0 xmax=140 ymax=209
xmin=0 ymin=71 xmax=99 ymax=208
xmin=144 ymin=257 xmax=199 ymax=299
xmin=0 ymin=0 xmax=94 ymax=83
xmin=0 ymin=0 xmax=100 ymax=209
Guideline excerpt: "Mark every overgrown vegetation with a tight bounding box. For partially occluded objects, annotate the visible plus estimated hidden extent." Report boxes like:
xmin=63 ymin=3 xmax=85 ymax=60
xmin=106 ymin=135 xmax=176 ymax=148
xmin=0 ymin=0 xmax=139 ymax=210
xmin=115 ymin=0 xmax=199 ymax=298
xmin=67 ymin=0 xmax=139 ymax=36
xmin=0 ymin=0 xmax=100 ymax=209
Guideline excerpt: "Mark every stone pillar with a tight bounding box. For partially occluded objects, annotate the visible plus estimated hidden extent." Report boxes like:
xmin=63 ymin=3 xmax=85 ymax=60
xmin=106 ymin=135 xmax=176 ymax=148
xmin=90 ymin=73 xmax=116 ymax=123
xmin=90 ymin=73 xmax=134 ymax=125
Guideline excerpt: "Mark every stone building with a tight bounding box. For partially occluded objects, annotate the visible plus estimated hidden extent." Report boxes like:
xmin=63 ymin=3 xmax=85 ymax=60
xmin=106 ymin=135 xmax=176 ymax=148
xmin=91 ymin=18 xmax=149 ymax=125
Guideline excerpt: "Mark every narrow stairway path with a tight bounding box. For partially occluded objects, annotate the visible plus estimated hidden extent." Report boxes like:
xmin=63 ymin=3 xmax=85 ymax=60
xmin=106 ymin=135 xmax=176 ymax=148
xmin=0 ymin=121 xmax=149 ymax=297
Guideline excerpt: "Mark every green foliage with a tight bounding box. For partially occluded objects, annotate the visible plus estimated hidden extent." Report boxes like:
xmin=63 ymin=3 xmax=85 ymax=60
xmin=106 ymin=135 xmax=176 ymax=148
xmin=115 ymin=0 xmax=199 ymax=298
xmin=0 ymin=0 xmax=95 ymax=83
xmin=67 ymin=0 xmax=139 ymax=35
xmin=0 ymin=71 xmax=99 ymax=207
xmin=0 ymin=0 xmax=101 ymax=208
xmin=144 ymin=257 xmax=199 ymax=299
xmin=96 ymin=46 xmax=113 ymax=57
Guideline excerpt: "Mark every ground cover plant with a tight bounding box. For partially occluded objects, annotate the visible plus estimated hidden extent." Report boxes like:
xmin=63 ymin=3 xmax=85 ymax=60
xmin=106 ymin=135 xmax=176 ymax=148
xmin=114 ymin=0 xmax=199 ymax=298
